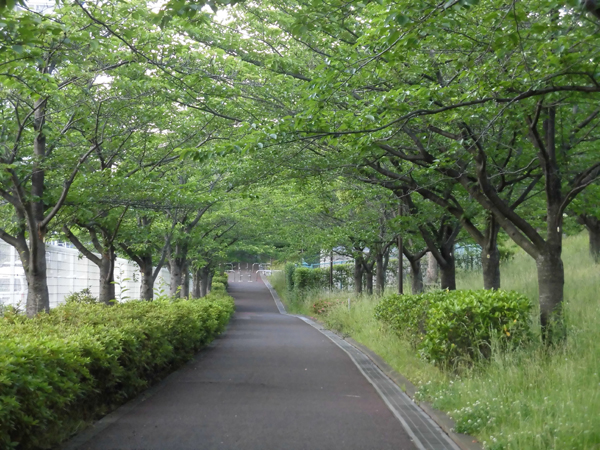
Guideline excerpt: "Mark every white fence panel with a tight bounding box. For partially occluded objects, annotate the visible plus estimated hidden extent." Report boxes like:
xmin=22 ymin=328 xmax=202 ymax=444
xmin=0 ymin=242 xmax=187 ymax=309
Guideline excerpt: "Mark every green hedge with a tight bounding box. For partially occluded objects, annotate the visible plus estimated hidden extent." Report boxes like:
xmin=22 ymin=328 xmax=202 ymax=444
xmin=285 ymin=262 xmax=296 ymax=291
xmin=0 ymin=293 xmax=234 ymax=449
xmin=212 ymin=275 xmax=228 ymax=288
xmin=211 ymin=281 xmax=226 ymax=292
xmin=292 ymin=267 xmax=328 ymax=293
xmin=375 ymin=290 xmax=532 ymax=367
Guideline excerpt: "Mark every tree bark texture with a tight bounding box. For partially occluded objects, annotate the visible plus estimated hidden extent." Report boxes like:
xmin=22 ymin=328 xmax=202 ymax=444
xmin=425 ymin=252 xmax=438 ymax=286
xmin=139 ymin=256 xmax=155 ymax=301
xmin=24 ymin=236 xmax=50 ymax=316
xmin=590 ymin=222 xmax=600 ymax=262
xmin=397 ymin=236 xmax=403 ymax=295
xmin=192 ymin=269 xmax=201 ymax=298
xmin=536 ymin=245 xmax=565 ymax=333
xmin=365 ymin=273 xmax=373 ymax=295
xmin=168 ymin=242 xmax=188 ymax=297
xmin=329 ymin=250 xmax=333 ymax=290
xmin=181 ymin=261 xmax=190 ymax=298
xmin=208 ymin=271 xmax=214 ymax=292
xmin=481 ymin=246 xmax=501 ymax=290
xmin=353 ymin=256 xmax=364 ymax=295
xmin=200 ymin=266 xmax=211 ymax=297
xmin=439 ymin=258 xmax=456 ymax=290
xmin=480 ymin=215 xmax=502 ymax=290
xmin=375 ymin=250 xmax=385 ymax=295
xmin=26 ymin=99 xmax=50 ymax=315
xmin=410 ymin=258 xmax=424 ymax=294
xmin=98 ymin=248 xmax=116 ymax=304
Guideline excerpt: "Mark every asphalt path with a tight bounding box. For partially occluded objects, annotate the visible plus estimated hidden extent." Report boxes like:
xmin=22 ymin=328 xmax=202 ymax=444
xmin=67 ymin=274 xmax=418 ymax=450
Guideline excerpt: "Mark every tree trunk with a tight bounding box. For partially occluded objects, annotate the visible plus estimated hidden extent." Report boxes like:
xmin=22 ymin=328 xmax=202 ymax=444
xmin=481 ymin=245 xmax=501 ymax=290
xmin=329 ymin=250 xmax=333 ymax=290
xmin=354 ymin=258 xmax=363 ymax=295
xmin=439 ymin=262 xmax=456 ymax=290
xmin=169 ymin=260 xmax=182 ymax=297
xmin=375 ymin=251 xmax=385 ymax=295
xmin=208 ymin=271 xmax=214 ymax=293
xmin=24 ymin=237 xmax=50 ymax=316
xmin=25 ymin=98 xmax=50 ymax=316
xmin=365 ymin=272 xmax=373 ymax=295
xmin=98 ymin=247 xmax=116 ymax=304
xmin=168 ymin=243 xmax=187 ymax=297
xmin=139 ymin=256 xmax=154 ymax=301
xmin=536 ymin=245 xmax=565 ymax=336
xmin=425 ymin=252 xmax=438 ymax=286
xmin=361 ymin=257 xmax=375 ymax=295
xmin=192 ymin=269 xmax=201 ymax=298
xmin=397 ymin=236 xmax=403 ymax=295
xmin=409 ymin=258 xmax=424 ymax=294
xmin=200 ymin=266 xmax=210 ymax=297
xmin=181 ymin=262 xmax=190 ymax=298
xmin=62 ymin=225 xmax=117 ymax=305
xmin=538 ymin=162 xmax=565 ymax=340
xmin=140 ymin=257 xmax=154 ymax=301
xmin=481 ymin=215 xmax=501 ymax=290
xmin=439 ymin=240 xmax=456 ymax=290
xmin=590 ymin=223 xmax=600 ymax=263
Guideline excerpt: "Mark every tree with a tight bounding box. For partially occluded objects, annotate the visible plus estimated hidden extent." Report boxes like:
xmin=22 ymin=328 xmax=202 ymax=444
xmin=0 ymin=5 xmax=136 ymax=315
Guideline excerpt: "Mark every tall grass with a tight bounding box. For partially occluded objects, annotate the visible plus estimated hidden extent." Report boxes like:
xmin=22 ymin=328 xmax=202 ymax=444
xmin=271 ymin=234 xmax=600 ymax=449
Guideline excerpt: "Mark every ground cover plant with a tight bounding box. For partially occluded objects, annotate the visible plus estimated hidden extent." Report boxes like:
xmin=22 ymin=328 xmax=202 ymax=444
xmin=0 ymin=292 xmax=234 ymax=449
xmin=270 ymin=234 xmax=600 ymax=449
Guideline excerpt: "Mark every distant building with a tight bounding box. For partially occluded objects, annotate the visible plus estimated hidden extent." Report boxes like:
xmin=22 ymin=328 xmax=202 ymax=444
xmin=318 ymin=248 xmax=353 ymax=268
xmin=20 ymin=0 xmax=55 ymax=13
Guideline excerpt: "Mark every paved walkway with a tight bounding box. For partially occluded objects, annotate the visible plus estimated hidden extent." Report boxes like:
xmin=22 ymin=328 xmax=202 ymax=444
xmin=65 ymin=275 xmax=453 ymax=450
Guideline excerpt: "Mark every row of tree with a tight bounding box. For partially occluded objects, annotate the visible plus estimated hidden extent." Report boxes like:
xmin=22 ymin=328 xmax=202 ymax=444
xmin=0 ymin=1 xmax=284 ymax=315
xmin=172 ymin=0 xmax=600 ymax=338
xmin=1 ymin=0 xmax=599 ymax=341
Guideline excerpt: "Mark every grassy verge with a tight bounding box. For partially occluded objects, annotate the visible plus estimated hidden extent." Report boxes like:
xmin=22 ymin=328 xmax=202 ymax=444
xmin=270 ymin=234 xmax=600 ymax=449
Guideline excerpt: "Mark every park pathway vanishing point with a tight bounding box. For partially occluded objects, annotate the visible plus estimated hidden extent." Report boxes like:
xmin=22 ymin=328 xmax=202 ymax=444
xmin=64 ymin=272 xmax=459 ymax=450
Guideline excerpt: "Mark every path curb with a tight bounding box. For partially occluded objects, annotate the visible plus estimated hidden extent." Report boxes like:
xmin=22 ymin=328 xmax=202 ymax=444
xmin=344 ymin=338 xmax=482 ymax=450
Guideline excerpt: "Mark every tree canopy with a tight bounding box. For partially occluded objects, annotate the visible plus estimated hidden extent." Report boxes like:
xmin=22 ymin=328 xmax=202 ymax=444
xmin=0 ymin=0 xmax=598 ymax=339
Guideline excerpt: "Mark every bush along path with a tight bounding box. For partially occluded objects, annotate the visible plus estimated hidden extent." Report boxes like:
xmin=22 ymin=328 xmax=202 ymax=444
xmin=0 ymin=292 xmax=234 ymax=449
xmin=375 ymin=290 xmax=532 ymax=367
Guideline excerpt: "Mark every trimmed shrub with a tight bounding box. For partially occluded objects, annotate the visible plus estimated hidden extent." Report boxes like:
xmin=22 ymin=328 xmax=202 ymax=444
xmin=375 ymin=289 xmax=532 ymax=367
xmin=212 ymin=275 xmax=228 ymax=288
xmin=293 ymin=267 xmax=328 ymax=294
xmin=0 ymin=293 xmax=234 ymax=449
xmin=211 ymin=281 xmax=226 ymax=292
xmin=285 ymin=263 xmax=296 ymax=291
